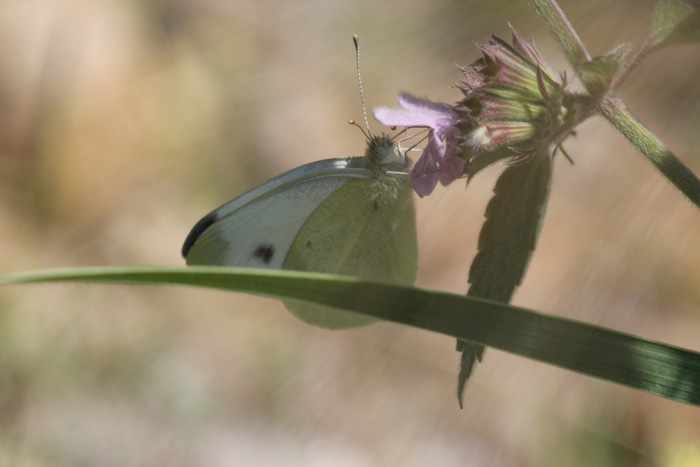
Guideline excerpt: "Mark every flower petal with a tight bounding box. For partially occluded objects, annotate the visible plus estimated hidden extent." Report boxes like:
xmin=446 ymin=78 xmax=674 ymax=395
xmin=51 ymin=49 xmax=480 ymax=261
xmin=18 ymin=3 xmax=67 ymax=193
xmin=373 ymin=93 xmax=463 ymax=196
xmin=397 ymin=92 xmax=452 ymax=114
xmin=411 ymin=151 xmax=440 ymax=197
xmin=373 ymin=93 xmax=459 ymax=136
xmin=440 ymin=156 xmax=465 ymax=186
xmin=425 ymin=131 xmax=447 ymax=163
xmin=373 ymin=105 xmax=433 ymax=128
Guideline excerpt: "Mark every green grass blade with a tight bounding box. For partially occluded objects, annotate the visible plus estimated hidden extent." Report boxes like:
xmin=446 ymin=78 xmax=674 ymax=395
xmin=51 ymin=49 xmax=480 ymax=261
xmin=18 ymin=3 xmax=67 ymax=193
xmin=2 ymin=266 xmax=700 ymax=406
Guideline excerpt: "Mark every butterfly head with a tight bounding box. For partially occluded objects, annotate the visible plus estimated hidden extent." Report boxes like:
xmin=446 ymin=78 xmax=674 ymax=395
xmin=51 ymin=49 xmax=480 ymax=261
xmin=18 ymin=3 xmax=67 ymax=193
xmin=366 ymin=132 xmax=406 ymax=168
xmin=350 ymin=36 xmax=408 ymax=171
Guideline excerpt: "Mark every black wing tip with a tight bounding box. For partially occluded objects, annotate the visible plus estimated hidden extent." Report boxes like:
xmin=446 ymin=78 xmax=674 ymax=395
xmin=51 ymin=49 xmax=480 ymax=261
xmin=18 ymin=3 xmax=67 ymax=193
xmin=181 ymin=211 xmax=218 ymax=259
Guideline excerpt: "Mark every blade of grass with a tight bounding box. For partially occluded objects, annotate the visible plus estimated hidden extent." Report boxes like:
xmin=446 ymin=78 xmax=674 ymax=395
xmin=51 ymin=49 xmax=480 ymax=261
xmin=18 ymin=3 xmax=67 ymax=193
xmin=2 ymin=266 xmax=700 ymax=406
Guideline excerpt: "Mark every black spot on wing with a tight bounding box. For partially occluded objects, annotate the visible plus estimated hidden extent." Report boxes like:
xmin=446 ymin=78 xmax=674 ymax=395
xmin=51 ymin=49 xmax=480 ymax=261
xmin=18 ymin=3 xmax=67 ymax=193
xmin=182 ymin=211 xmax=219 ymax=258
xmin=252 ymin=244 xmax=275 ymax=264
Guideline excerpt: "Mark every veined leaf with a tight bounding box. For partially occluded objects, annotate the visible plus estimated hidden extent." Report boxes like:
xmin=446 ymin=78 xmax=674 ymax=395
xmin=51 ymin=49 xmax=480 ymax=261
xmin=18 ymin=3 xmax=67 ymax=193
xmin=651 ymin=0 xmax=700 ymax=47
xmin=579 ymin=43 xmax=631 ymax=97
xmin=459 ymin=151 xmax=552 ymax=407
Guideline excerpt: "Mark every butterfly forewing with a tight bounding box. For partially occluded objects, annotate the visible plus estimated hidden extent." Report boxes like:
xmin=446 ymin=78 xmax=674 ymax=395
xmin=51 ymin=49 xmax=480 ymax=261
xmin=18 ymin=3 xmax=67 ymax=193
xmin=184 ymin=158 xmax=374 ymax=269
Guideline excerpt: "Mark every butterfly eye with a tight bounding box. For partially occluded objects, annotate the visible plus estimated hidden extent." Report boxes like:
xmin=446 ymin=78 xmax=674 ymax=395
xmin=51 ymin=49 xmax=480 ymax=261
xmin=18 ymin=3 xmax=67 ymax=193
xmin=365 ymin=133 xmax=397 ymax=164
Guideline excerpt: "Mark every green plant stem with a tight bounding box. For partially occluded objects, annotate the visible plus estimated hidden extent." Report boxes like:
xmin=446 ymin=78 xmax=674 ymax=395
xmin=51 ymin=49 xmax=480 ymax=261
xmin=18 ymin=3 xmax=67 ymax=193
xmin=599 ymin=97 xmax=700 ymax=208
xmin=533 ymin=0 xmax=700 ymax=207
xmin=612 ymin=41 xmax=656 ymax=90
xmin=531 ymin=0 xmax=591 ymax=74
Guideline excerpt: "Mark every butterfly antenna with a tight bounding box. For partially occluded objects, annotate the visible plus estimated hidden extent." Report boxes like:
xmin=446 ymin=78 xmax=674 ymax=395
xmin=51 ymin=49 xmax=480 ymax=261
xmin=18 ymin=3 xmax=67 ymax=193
xmin=353 ymin=34 xmax=372 ymax=136
xmin=348 ymin=119 xmax=371 ymax=140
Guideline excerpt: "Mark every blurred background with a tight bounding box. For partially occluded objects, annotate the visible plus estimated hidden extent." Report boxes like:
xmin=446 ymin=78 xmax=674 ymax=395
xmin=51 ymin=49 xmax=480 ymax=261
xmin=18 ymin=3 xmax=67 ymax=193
xmin=1 ymin=0 xmax=699 ymax=465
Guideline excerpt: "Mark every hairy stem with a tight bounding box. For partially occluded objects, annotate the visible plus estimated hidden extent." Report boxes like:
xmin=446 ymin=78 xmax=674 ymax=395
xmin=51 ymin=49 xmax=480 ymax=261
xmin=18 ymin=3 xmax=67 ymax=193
xmin=599 ymin=97 xmax=700 ymax=208
xmin=531 ymin=0 xmax=591 ymax=73
xmin=612 ymin=41 xmax=656 ymax=90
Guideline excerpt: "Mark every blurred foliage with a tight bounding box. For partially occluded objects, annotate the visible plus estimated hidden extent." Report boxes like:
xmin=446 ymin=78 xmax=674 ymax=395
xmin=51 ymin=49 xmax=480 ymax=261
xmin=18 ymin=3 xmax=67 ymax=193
xmin=1 ymin=0 xmax=699 ymax=465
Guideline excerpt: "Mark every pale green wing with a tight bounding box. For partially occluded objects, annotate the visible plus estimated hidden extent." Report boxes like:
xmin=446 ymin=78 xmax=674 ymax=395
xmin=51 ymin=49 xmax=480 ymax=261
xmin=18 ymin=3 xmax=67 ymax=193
xmin=282 ymin=174 xmax=417 ymax=328
xmin=183 ymin=159 xmax=370 ymax=269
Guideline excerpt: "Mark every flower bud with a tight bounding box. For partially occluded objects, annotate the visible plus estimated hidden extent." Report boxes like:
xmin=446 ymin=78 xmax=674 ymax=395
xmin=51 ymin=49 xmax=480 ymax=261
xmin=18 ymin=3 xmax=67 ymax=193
xmin=456 ymin=26 xmax=574 ymax=162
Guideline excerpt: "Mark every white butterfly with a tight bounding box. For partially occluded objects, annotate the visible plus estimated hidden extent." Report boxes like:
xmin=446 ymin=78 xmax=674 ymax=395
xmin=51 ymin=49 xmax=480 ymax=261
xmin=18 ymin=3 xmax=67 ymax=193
xmin=182 ymin=36 xmax=417 ymax=328
xmin=182 ymin=133 xmax=417 ymax=328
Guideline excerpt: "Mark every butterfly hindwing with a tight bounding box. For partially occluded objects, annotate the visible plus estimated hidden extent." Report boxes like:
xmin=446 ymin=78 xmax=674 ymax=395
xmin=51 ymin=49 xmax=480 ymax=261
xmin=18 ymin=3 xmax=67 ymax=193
xmin=282 ymin=174 xmax=417 ymax=328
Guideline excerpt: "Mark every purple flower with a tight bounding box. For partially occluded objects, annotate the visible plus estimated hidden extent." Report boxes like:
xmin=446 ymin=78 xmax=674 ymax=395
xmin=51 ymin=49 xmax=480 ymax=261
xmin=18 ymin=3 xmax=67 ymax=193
xmin=373 ymin=93 xmax=463 ymax=197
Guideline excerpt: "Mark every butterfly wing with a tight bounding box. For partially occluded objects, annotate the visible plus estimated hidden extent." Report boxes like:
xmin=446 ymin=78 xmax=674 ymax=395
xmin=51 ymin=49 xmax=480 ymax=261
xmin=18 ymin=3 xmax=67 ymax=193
xmin=183 ymin=156 xmax=417 ymax=330
xmin=282 ymin=173 xmax=417 ymax=328
xmin=183 ymin=158 xmax=371 ymax=268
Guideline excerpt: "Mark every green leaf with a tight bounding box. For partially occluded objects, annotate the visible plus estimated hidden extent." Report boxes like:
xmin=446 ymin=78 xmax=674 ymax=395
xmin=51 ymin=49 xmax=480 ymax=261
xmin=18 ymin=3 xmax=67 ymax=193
xmin=531 ymin=0 xmax=630 ymax=98
xmin=579 ymin=43 xmax=632 ymax=97
xmin=458 ymin=151 xmax=552 ymax=407
xmin=599 ymin=97 xmax=700 ymax=209
xmin=465 ymin=146 xmax=516 ymax=179
xmin=651 ymin=0 xmax=700 ymax=47
xmin=2 ymin=266 xmax=700 ymax=406
xmin=662 ymin=10 xmax=700 ymax=46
